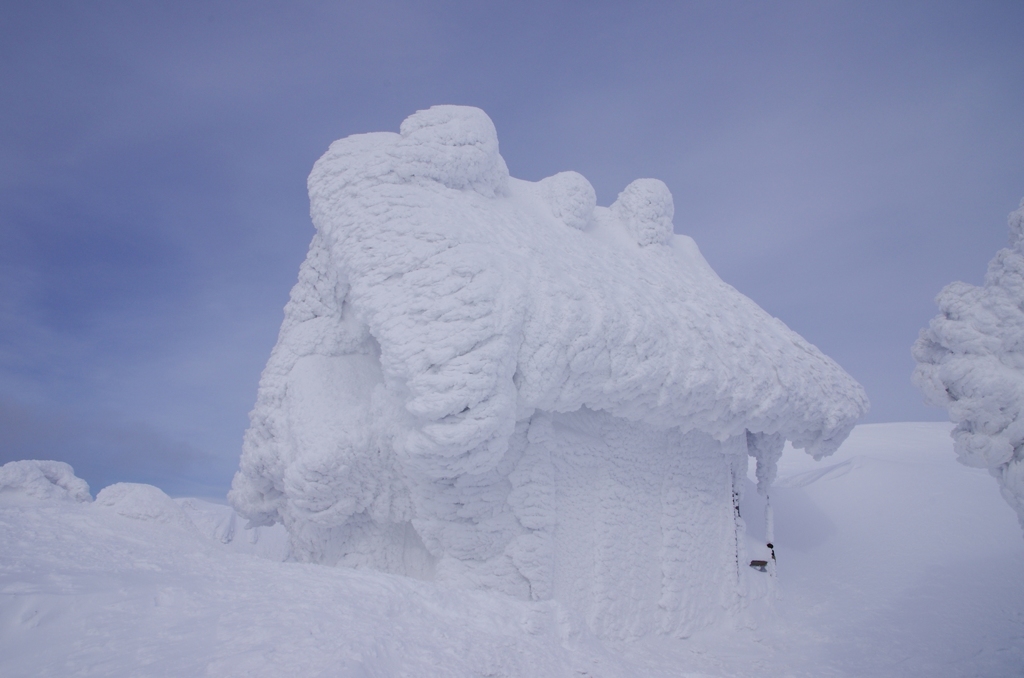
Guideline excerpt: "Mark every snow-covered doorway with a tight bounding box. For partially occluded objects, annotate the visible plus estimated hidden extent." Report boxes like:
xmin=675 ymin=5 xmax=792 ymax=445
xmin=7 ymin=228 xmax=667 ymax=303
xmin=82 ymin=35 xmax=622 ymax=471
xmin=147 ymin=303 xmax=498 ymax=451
xmin=510 ymin=409 xmax=745 ymax=639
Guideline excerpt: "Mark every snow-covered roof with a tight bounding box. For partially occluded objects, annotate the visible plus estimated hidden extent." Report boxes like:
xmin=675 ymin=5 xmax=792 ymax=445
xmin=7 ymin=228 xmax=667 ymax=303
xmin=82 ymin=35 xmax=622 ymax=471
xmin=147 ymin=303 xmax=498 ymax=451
xmin=284 ymin=105 xmax=866 ymax=478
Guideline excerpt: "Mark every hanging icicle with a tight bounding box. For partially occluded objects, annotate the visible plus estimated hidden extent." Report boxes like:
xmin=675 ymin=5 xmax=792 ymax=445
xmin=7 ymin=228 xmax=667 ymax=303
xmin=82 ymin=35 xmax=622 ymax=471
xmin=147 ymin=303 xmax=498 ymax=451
xmin=746 ymin=431 xmax=783 ymax=587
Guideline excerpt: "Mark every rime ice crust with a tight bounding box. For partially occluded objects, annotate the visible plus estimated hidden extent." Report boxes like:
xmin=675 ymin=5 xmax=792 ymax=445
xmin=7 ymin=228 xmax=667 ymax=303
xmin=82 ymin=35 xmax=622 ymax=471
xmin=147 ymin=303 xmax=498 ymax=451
xmin=0 ymin=460 xmax=92 ymax=503
xmin=611 ymin=178 xmax=675 ymax=246
xmin=230 ymin=105 xmax=868 ymax=636
xmin=914 ymin=199 xmax=1024 ymax=531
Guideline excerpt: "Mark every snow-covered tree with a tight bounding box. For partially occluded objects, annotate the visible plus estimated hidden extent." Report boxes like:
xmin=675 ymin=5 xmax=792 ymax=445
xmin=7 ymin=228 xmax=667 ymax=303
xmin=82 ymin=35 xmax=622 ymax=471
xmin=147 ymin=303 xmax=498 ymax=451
xmin=913 ymin=198 xmax=1024 ymax=532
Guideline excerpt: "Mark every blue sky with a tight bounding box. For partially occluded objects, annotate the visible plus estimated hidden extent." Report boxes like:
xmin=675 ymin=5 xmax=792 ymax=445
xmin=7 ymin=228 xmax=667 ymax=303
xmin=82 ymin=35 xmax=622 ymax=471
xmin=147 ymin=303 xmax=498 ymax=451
xmin=2 ymin=1 xmax=1023 ymax=496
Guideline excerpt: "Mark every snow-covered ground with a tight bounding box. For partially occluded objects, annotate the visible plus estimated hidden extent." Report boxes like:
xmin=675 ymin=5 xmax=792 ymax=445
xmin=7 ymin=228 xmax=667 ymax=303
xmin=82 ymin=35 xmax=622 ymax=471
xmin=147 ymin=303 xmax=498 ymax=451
xmin=2 ymin=422 xmax=1022 ymax=677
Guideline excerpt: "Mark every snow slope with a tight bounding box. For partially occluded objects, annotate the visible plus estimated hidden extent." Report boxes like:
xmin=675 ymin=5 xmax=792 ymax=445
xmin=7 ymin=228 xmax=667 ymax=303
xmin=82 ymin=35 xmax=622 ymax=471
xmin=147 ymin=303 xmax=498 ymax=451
xmin=3 ymin=422 xmax=1022 ymax=677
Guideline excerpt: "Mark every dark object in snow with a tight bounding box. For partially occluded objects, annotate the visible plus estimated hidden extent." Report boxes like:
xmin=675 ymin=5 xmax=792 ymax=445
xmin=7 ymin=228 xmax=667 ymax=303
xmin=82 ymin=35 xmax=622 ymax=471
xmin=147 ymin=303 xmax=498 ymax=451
xmin=749 ymin=560 xmax=768 ymax=572
xmin=767 ymin=542 xmax=776 ymax=561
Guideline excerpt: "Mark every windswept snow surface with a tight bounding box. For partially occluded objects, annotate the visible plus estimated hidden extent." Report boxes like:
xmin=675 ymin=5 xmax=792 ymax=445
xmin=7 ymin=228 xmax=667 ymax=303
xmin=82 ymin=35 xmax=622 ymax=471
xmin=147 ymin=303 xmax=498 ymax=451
xmin=3 ymin=423 xmax=1023 ymax=677
xmin=914 ymin=198 xmax=1024 ymax=532
xmin=228 ymin=106 xmax=867 ymax=631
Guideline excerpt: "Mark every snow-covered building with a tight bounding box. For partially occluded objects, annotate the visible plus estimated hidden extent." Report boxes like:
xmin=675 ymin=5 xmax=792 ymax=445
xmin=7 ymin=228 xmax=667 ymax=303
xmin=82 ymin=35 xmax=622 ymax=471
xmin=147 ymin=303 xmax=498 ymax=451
xmin=230 ymin=105 xmax=868 ymax=638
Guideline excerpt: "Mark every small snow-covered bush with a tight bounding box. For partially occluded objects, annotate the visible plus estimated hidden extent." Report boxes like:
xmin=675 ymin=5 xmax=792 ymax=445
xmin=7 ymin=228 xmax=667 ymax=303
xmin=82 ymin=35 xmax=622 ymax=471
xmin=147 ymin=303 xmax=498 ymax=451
xmin=0 ymin=459 xmax=92 ymax=502
xmin=913 ymin=198 xmax=1024 ymax=531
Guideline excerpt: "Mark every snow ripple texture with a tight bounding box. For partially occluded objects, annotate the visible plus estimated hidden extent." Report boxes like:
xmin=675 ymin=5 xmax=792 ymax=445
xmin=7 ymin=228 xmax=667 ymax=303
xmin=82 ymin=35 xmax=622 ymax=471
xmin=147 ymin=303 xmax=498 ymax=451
xmin=229 ymin=105 xmax=868 ymax=632
xmin=914 ymin=198 xmax=1024 ymax=532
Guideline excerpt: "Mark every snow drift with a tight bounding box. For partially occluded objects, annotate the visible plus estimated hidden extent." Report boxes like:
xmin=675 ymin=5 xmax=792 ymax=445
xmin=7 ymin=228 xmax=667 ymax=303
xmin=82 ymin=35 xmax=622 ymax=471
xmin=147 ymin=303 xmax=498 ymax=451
xmin=230 ymin=105 xmax=868 ymax=637
xmin=0 ymin=459 xmax=92 ymax=503
xmin=913 ymin=198 xmax=1024 ymax=533
xmin=6 ymin=425 xmax=1024 ymax=677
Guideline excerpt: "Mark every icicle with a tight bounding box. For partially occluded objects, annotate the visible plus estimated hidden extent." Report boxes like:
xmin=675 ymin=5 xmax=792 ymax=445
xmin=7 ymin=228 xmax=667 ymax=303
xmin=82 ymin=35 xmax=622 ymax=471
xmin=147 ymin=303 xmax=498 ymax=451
xmin=747 ymin=431 xmax=785 ymax=497
xmin=745 ymin=430 xmax=783 ymax=595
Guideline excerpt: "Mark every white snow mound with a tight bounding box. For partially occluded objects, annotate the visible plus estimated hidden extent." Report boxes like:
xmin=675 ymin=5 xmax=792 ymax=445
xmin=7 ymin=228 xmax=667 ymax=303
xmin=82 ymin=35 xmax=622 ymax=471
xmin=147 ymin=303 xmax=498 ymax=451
xmin=0 ymin=459 xmax=91 ymax=503
xmin=612 ymin=178 xmax=675 ymax=246
xmin=95 ymin=482 xmax=196 ymax=531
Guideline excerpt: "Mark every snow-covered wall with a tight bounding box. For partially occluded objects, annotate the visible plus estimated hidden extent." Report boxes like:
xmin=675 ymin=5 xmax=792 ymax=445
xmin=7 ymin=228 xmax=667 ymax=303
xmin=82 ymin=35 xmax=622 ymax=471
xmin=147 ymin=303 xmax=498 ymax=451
xmin=914 ymin=199 xmax=1024 ymax=533
xmin=230 ymin=105 xmax=868 ymax=636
